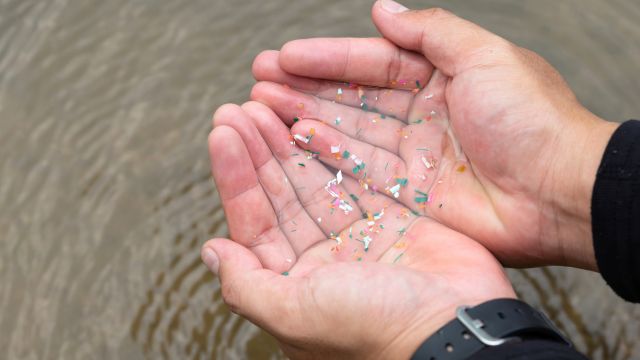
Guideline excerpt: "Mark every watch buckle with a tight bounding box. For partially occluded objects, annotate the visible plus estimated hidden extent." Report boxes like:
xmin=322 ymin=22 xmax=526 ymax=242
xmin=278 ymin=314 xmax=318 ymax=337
xmin=456 ymin=306 xmax=521 ymax=347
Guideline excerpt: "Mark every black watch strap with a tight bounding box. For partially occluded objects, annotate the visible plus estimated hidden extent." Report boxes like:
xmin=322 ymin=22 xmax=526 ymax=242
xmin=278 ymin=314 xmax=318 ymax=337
xmin=411 ymin=299 xmax=570 ymax=360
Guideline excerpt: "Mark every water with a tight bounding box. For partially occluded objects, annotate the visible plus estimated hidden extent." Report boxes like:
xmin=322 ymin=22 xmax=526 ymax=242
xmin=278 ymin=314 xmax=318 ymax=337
xmin=1 ymin=0 xmax=639 ymax=358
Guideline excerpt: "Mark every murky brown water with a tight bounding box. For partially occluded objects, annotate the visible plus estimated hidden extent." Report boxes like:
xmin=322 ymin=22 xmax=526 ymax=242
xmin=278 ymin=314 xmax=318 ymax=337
xmin=2 ymin=0 xmax=640 ymax=359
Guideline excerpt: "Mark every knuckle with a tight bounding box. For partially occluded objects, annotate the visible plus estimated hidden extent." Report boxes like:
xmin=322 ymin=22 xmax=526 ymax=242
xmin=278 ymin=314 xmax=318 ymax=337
xmin=386 ymin=48 xmax=402 ymax=84
xmin=212 ymin=103 xmax=241 ymax=127
xmin=423 ymin=7 xmax=451 ymax=19
xmin=220 ymin=281 xmax=241 ymax=313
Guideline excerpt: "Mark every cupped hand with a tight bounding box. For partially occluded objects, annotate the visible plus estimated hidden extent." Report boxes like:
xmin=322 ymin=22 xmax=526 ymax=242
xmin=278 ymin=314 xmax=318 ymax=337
xmin=250 ymin=0 xmax=619 ymax=269
xmin=203 ymin=101 xmax=515 ymax=359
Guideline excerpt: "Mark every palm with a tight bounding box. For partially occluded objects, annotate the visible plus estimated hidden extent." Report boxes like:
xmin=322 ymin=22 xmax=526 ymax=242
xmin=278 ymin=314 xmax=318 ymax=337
xmin=208 ymin=102 xmax=514 ymax=357
xmin=250 ymin=38 xmax=585 ymax=266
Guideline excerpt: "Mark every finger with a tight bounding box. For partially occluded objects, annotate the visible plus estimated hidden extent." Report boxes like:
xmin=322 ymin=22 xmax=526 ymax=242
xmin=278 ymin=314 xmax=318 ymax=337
xmin=372 ymin=1 xmax=510 ymax=76
xmin=253 ymin=50 xmax=414 ymax=120
xmin=202 ymin=239 xmax=297 ymax=335
xmin=279 ymin=37 xmax=434 ymax=89
xmin=340 ymin=176 xmax=396 ymax=214
xmin=291 ymin=117 xmax=456 ymax=214
xmin=251 ymin=81 xmax=406 ymax=153
xmin=213 ymin=104 xmax=326 ymax=256
xmin=208 ymin=125 xmax=295 ymax=273
xmin=289 ymin=119 xmax=410 ymax=200
xmin=241 ymin=101 xmax=364 ymax=236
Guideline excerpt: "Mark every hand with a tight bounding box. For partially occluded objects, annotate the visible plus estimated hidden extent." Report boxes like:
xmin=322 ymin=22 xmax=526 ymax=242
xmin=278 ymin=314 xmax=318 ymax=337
xmin=203 ymin=101 xmax=515 ymax=359
xmin=250 ymin=0 xmax=619 ymax=270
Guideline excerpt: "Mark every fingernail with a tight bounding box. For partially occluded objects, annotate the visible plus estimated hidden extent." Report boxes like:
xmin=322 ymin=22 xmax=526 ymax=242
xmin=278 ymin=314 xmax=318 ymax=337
xmin=202 ymin=247 xmax=220 ymax=274
xmin=380 ymin=0 xmax=409 ymax=13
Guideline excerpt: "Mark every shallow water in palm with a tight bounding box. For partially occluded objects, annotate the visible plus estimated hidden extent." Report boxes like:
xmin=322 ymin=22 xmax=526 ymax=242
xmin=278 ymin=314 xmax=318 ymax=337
xmin=2 ymin=0 xmax=640 ymax=358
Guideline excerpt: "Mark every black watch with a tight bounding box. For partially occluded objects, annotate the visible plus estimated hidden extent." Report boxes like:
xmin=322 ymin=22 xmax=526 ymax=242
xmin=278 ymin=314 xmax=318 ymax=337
xmin=411 ymin=298 xmax=571 ymax=360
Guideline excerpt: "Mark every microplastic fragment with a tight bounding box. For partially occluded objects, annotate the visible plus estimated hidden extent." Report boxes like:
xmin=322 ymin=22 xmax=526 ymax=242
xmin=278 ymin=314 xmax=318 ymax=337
xmin=350 ymin=194 xmax=359 ymax=202
xmin=342 ymin=150 xmax=350 ymax=159
xmin=362 ymin=236 xmax=372 ymax=251
xmin=335 ymin=117 xmax=342 ymax=125
xmin=297 ymin=162 xmax=305 ymax=167
xmin=294 ymin=134 xmax=310 ymax=144
xmin=297 ymin=103 xmax=304 ymax=109
xmin=415 ymin=80 xmax=421 ymax=89
xmin=422 ymin=156 xmax=433 ymax=169
xmin=425 ymin=94 xmax=434 ymax=100
xmin=337 ymin=88 xmax=343 ymax=95
xmin=389 ymin=184 xmax=401 ymax=198
xmin=282 ymin=271 xmax=289 ymax=276
xmin=331 ymin=145 xmax=341 ymax=154
xmin=324 ymin=171 xmax=353 ymax=214
xmin=393 ymin=253 xmax=404 ymax=264
xmin=457 ymin=165 xmax=467 ymax=173
xmin=396 ymin=178 xmax=408 ymax=187
xmin=415 ymin=196 xmax=429 ymax=203
xmin=293 ymin=117 xmax=300 ymax=123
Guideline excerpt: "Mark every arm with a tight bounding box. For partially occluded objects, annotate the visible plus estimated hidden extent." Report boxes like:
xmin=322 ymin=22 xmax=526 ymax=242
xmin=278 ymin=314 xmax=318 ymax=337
xmin=592 ymin=120 xmax=640 ymax=302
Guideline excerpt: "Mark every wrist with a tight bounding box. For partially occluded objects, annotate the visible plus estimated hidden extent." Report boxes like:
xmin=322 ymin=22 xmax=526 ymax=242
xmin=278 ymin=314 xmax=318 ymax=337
xmin=546 ymin=111 xmax=618 ymax=270
xmin=380 ymin=306 xmax=459 ymax=359
xmin=380 ymin=296 xmax=516 ymax=360
xmin=398 ymin=298 xmax=571 ymax=360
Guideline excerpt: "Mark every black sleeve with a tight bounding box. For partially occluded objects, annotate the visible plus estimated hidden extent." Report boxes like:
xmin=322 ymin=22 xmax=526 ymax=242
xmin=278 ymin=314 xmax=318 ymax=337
xmin=469 ymin=340 xmax=588 ymax=359
xmin=592 ymin=119 xmax=640 ymax=303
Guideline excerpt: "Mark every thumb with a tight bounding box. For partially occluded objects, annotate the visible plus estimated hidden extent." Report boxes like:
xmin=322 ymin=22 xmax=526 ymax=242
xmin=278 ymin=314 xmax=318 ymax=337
xmin=372 ymin=0 xmax=509 ymax=76
xmin=201 ymin=238 xmax=294 ymax=333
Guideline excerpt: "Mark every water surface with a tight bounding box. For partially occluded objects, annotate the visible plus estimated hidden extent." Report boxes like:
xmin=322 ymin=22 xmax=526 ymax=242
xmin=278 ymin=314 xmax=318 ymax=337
xmin=1 ymin=0 xmax=639 ymax=358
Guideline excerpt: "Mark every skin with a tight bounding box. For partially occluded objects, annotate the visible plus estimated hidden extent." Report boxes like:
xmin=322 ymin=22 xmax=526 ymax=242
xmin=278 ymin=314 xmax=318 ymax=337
xmin=204 ymin=101 xmax=515 ymax=359
xmin=202 ymin=0 xmax=616 ymax=358
xmin=250 ymin=0 xmax=619 ymax=270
